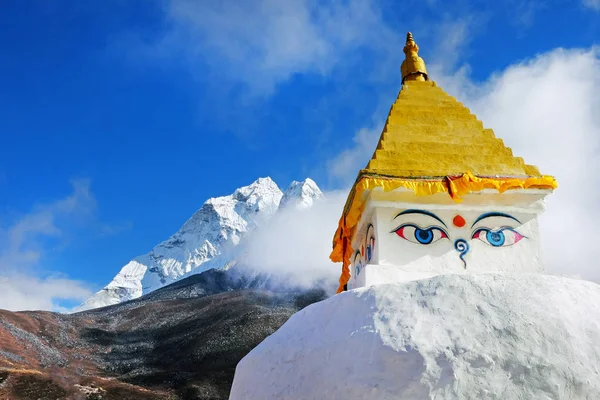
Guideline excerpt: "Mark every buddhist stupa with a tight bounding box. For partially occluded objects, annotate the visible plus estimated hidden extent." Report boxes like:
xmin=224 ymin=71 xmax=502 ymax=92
xmin=331 ymin=32 xmax=558 ymax=293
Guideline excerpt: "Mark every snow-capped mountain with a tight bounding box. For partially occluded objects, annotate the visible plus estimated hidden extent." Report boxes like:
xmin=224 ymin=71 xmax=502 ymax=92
xmin=279 ymin=178 xmax=323 ymax=209
xmin=78 ymin=177 xmax=323 ymax=310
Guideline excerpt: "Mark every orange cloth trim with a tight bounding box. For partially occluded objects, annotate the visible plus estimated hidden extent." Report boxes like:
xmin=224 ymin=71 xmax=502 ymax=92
xmin=332 ymin=171 xmax=558 ymax=293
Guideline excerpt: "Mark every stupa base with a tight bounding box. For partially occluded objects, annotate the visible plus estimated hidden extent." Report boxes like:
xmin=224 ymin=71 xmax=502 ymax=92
xmin=350 ymin=264 xmax=441 ymax=289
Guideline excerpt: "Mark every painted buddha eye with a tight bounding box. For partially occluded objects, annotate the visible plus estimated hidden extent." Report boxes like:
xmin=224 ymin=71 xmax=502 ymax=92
xmin=394 ymin=224 xmax=448 ymax=245
xmin=366 ymin=236 xmax=375 ymax=261
xmin=353 ymin=251 xmax=362 ymax=276
xmin=472 ymin=227 xmax=525 ymax=247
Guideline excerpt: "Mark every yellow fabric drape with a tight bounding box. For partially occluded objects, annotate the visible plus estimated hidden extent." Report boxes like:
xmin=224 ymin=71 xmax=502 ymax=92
xmin=332 ymin=171 xmax=558 ymax=293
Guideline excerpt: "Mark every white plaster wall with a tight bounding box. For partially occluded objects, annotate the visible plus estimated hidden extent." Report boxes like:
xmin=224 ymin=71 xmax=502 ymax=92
xmin=348 ymin=190 xmax=548 ymax=289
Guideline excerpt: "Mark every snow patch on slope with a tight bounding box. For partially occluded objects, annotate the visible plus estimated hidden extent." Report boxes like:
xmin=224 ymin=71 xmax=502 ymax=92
xmin=230 ymin=273 xmax=600 ymax=400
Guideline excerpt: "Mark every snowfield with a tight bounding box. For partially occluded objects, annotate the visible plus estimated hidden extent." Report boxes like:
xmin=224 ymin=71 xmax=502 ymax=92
xmin=230 ymin=273 xmax=600 ymax=400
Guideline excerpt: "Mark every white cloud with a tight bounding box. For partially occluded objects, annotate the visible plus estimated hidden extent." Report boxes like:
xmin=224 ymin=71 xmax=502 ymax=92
xmin=0 ymin=275 xmax=91 ymax=312
xmin=244 ymin=191 xmax=347 ymax=289
xmin=327 ymin=125 xmax=382 ymax=184
xmin=0 ymin=179 xmax=96 ymax=311
xmin=583 ymin=0 xmax=600 ymax=11
xmin=456 ymin=47 xmax=600 ymax=282
xmin=153 ymin=0 xmax=395 ymax=95
xmin=0 ymin=179 xmax=95 ymax=268
xmin=428 ymin=18 xmax=477 ymax=72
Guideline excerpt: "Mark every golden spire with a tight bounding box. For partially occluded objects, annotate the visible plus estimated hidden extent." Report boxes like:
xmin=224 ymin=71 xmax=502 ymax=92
xmin=401 ymin=32 xmax=428 ymax=83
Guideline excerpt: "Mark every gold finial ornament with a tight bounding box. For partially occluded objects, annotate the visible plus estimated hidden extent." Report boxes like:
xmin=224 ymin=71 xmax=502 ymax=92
xmin=401 ymin=32 xmax=428 ymax=83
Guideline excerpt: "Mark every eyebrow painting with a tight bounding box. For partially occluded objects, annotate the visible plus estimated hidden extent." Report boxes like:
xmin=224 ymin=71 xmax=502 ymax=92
xmin=471 ymin=212 xmax=521 ymax=228
xmin=394 ymin=209 xmax=448 ymax=227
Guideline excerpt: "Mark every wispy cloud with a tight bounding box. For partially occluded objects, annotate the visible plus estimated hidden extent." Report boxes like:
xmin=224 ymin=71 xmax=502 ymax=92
xmin=144 ymin=0 xmax=396 ymax=96
xmin=506 ymin=0 xmax=546 ymax=28
xmin=326 ymin=125 xmax=382 ymax=185
xmin=0 ymin=179 xmax=95 ymax=270
xmin=0 ymin=180 xmax=105 ymax=311
xmin=0 ymin=275 xmax=91 ymax=313
xmin=583 ymin=0 xmax=600 ymax=11
xmin=99 ymin=221 xmax=134 ymax=237
xmin=427 ymin=18 xmax=477 ymax=73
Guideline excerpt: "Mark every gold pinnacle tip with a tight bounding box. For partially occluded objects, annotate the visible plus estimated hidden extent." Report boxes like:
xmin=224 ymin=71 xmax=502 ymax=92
xmin=401 ymin=31 xmax=428 ymax=83
xmin=403 ymin=32 xmax=418 ymax=55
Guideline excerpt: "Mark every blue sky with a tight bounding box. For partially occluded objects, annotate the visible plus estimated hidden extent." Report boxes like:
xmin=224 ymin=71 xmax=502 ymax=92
xmin=0 ymin=0 xmax=599 ymax=310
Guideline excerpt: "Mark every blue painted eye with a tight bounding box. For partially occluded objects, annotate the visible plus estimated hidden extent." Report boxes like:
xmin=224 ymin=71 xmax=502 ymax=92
xmin=487 ymin=230 xmax=505 ymax=246
xmin=472 ymin=227 xmax=525 ymax=247
xmin=366 ymin=235 xmax=375 ymax=261
xmin=365 ymin=225 xmax=376 ymax=262
xmin=394 ymin=224 xmax=448 ymax=245
xmin=353 ymin=250 xmax=362 ymax=277
xmin=415 ymin=228 xmax=433 ymax=244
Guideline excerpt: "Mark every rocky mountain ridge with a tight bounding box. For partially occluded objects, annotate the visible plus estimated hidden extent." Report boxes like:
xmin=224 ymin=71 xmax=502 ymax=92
xmin=0 ymin=268 xmax=328 ymax=399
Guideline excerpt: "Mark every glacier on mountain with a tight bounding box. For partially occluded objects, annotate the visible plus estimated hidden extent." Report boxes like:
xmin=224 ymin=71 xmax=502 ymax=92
xmin=78 ymin=177 xmax=323 ymax=310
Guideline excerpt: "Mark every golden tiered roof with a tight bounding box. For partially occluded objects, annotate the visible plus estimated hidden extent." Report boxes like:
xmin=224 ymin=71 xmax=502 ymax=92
xmin=366 ymin=80 xmax=542 ymax=177
xmin=331 ymin=32 xmax=557 ymax=292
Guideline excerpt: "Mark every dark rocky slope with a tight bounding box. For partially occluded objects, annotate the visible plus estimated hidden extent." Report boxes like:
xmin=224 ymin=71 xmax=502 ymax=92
xmin=0 ymin=269 xmax=328 ymax=399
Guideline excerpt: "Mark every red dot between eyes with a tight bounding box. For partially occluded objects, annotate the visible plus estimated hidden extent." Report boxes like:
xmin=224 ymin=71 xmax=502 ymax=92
xmin=453 ymin=215 xmax=466 ymax=228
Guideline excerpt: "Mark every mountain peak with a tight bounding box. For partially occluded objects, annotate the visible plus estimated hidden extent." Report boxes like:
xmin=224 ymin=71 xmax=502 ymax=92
xmin=78 ymin=177 xmax=317 ymax=311
xmin=280 ymin=178 xmax=324 ymax=210
xmin=230 ymin=177 xmax=283 ymax=216
xmin=235 ymin=177 xmax=278 ymax=193
xmin=233 ymin=176 xmax=280 ymax=199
